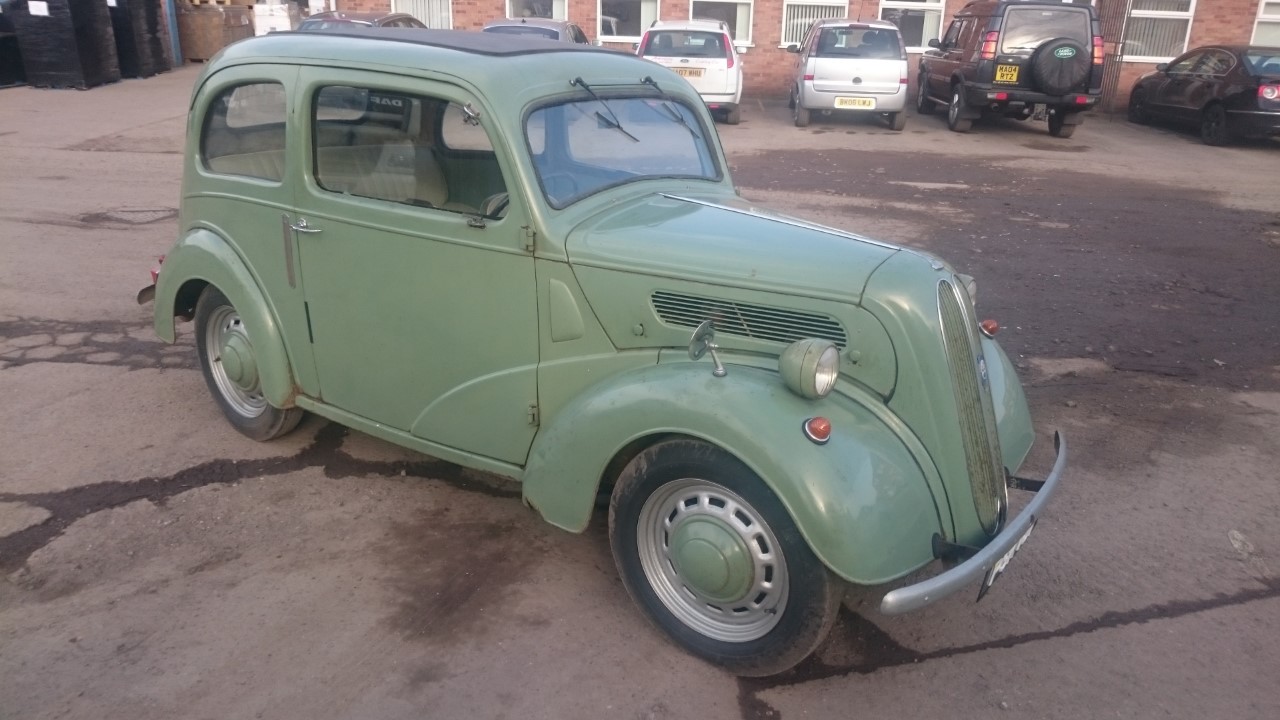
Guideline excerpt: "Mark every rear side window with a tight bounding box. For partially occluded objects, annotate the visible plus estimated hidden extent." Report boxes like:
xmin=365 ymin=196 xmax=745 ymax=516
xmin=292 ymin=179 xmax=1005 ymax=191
xmin=999 ymin=8 xmax=1091 ymax=53
xmin=814 ymin=27 xmax=901 ymax=58
xmin=201 ymin=82 xmax=287 ymax=181
xmin=643 ymin=31 xmax=728 ymax=58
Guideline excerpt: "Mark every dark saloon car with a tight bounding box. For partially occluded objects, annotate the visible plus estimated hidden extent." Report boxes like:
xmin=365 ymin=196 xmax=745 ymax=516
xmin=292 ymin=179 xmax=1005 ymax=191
xmin=297 ymin=11 xmax=427 ymax=32
xmin=1128 ymin=45 xmax=1280 ymax=145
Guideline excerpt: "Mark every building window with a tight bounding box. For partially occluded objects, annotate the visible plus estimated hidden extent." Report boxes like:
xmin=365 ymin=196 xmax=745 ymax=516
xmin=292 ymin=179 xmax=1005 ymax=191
xmin=508 ymin=0 xmax=566 ymax=20
xmin=392 ymin=0 xmax=452 ymax=28
xmin=781 ymin=1 xmax=848 ymax=47
xmin=691 ymin=1 xmax=753 ymax=43
xmin=601 ymin=0 xmax=658 ymax=40
xmin=879 ymin=0 xmax=943 ymax=52
xmin=1123 ymin=0 xmax=1195 ymax=61
xmin=1256 ymin=1 xmax=1280 ymax=45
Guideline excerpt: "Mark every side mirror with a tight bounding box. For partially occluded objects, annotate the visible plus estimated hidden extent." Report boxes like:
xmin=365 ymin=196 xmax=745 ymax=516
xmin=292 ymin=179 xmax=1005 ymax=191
xmin=1155 ymin=62 xmax=1168 ymax=72
xmin=632 ymin=42 xmax=639 ymax=51
xmin=928 ymin=38 xmax=941 ymax=49
xmin=785 ymin=43 xmax=800 ymax=54
xmin=734 ymin=45 xmax=747 ymax=55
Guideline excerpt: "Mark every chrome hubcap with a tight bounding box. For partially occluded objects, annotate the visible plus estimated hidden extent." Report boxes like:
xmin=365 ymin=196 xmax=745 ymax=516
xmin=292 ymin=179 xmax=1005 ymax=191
xmin=636 ymin=479 xmax=788 ymax=642
xmin=204 ymin=305 xmax=267 ymax=418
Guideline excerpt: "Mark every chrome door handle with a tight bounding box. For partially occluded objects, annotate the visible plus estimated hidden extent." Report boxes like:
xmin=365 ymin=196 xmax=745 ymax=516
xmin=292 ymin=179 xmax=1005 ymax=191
xmin=290 ymin=218 xmax=323 ymax=234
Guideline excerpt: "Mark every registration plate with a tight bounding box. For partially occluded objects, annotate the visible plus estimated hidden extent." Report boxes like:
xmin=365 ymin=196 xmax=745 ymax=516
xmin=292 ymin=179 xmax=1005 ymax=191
xmin=834 ymin=97 xmax=876 ymax=109
xmin=977 ymin=516 xmax=1037 ymax=601
xmin=995 ymin=64 xmax=1020 ymax=83
xmin=674 ymin=68 xmax=704 ymax=78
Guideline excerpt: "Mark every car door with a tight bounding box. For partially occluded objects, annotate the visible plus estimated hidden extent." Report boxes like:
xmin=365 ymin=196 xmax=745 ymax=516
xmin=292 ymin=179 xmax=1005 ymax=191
xmin=1149 ymin=51 xmax=1204 ymax=121
xmin=1183 ymin=49 xmax=1236 ymax=113
xmin=290 ymin=67 xmax=539 ymax=465
xmin=926 ymin=17 xmax=968 ymax=98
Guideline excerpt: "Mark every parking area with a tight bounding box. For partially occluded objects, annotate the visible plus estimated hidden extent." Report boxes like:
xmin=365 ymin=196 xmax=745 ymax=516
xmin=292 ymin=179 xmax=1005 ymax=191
xmin=2 ymin=66 xmax=1279 ymax=720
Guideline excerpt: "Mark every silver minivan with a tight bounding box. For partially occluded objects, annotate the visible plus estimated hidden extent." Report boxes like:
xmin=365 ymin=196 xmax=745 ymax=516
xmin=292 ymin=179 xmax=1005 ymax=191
xmin=786 ymin=19 xmax=909 ymax=130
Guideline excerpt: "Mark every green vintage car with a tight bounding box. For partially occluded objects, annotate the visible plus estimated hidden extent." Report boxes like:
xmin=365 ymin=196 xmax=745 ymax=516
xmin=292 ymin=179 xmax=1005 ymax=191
xmin=141 ymin=28 xmax=1066 ymax=676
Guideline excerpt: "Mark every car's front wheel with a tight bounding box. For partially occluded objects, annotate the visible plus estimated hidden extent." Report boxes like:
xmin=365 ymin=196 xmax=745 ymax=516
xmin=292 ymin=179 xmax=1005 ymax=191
xmin=916 ymin=73 xmax=936 ymax=115
xmin=947 ymin=87 xmax=972 ymax=132
xmin=609 ymin=439 xmax=842 ymax=676
xmin=194 ymin=286 xmax=304 ymax=441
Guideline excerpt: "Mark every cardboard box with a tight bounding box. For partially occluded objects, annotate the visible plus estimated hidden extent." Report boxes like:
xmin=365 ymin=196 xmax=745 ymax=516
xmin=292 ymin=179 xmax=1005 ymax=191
xmin=177 ymin=3 xmax=253 ymax=61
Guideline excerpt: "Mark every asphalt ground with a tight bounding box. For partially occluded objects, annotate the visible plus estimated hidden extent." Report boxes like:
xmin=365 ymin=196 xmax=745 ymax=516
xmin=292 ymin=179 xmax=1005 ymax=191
xmin=2 ymin=67 xmax=1278 ymax=720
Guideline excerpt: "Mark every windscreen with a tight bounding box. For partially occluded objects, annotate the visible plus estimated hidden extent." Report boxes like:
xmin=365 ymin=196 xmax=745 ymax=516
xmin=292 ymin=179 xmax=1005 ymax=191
xmin=643 ymin=31 xmax=728 ymax=58
xmin=814 ymin=27 xmax=902 ymax=59
xmin=483 ymin=25 xmax=560 ymax=40
xmin=1000 ymin=9 xmax=1091 ymax=53
xmin=525 ymin=96 xmax=719 ymax=208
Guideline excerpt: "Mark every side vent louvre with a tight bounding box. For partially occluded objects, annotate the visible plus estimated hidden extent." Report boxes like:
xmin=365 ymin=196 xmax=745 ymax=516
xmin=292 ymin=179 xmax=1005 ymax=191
xmin=651 ymin=291 xmax=848 ymax=348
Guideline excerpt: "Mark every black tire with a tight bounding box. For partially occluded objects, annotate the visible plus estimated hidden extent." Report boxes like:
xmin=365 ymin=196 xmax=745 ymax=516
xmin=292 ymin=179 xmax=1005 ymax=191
xmin=787 ymin=85 xmax=796 ymax=110
xmin=887 ymin=111 xmax=906 ymax=131
xmin=609 ymin=439 xmax=842 ymax=677
xmin=1200 ymin=104 xmax=1233 ymax=146
xmin=1127 ymin=87 xmax=1151 ymax=125
xmin=194 ymin=286 xmax=304 ymax=441
xmin=916 ymin=73 xmax=936 ymax=115
xmin=793 ymin=102 xmax=811 ymax=128
xmin=1029 ymin=37 xmax=1091 ymax=96
xmin=1048 ymin=110 xmax=1077 ymax=138
xmin=725 ymin=106 xmax=741 ymax=125
xmin=947 ymin=87 xmax=972 ymax=133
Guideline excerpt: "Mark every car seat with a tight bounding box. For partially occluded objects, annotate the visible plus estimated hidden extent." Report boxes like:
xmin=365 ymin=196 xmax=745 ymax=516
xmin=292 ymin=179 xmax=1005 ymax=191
xmin=653 ymin=34 xmax=673 ymax=53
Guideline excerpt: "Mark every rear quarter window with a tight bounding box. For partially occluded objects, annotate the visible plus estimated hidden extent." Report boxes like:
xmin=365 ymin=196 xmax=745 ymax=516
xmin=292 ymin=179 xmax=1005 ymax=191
xmin=999 ymin=8 xmax=1091 ymax=53
xmin=201 ymin=82 xmax=287 ymax=181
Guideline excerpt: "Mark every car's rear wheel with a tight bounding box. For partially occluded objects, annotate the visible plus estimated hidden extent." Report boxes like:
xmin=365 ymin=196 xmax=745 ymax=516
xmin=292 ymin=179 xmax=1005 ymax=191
xmin=195 ymin=287 xmax=304 ymax=441
xmin=1127 ymin=87 xmax=1151 ymax=125
xmin=609 ymin=439 xmax=842 ymax=676
xmin=887 ymin=111 xmax=906 ymax=131
xmin=725 ymin=106 xmax=741 ymax=125
xmin=916 ymin=73 xmax=936 ymax=115
xmin=1200 ymin=104 xmax=1233 ymax=146
xmin=947 ymin=87 xmax=972 ymax=132
xmin=793 ymin=101 xmax=811 ymax=128
xmin=1048 ymin=110 xmax=1077 ymax=138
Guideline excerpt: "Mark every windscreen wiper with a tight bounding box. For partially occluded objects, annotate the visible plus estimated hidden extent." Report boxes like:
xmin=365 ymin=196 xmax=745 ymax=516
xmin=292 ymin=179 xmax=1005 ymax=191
xmin=570 ymin=77 xmax=639 ymax=142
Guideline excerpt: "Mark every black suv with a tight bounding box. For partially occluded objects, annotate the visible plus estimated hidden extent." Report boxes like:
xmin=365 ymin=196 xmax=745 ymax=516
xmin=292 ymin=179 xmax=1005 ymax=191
xmin=917 ymin=0 xmax=1102 ymax=137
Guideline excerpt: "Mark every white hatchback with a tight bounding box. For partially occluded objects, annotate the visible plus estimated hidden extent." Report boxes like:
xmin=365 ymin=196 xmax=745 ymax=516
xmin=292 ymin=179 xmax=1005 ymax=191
xmin=638 ymin=19 xmax=745 ymax=124
xmin=786 ymin=19 xmax=909 ymax=130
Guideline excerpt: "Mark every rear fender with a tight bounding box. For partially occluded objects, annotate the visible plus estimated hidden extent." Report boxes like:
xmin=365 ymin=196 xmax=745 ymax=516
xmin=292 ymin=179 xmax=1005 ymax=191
xmin=522 ymin=362 xmax=944 ymax=585
xmin=154 ymin=228 xmax=297 ymax=408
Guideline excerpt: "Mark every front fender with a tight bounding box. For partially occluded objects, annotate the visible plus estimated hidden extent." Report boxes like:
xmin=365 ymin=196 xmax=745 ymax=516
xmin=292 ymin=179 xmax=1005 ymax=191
xmin=154 ymin=228 xmax=297 ymax=408
xmin=522 ymin=362 xmax=944 ymax=585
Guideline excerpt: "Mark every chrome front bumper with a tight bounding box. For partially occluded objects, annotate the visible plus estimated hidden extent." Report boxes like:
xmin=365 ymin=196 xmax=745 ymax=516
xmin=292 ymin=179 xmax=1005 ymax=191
xmin=879 ymin=431 xmax=1067 ymax=615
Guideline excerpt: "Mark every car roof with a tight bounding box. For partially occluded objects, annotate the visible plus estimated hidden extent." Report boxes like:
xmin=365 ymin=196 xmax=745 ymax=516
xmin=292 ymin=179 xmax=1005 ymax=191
xmin=303 ymin=11 xmax=405 ymax=23
xmin=646 ymin=19 xmax=729 ymax=33
xmin=200 ymin=29 xmax=696 ymax=113
xmin=810 ymin=18 xmax=899 ymax=31
xmin=957 ymin=0 xmax=1095 ymax=16
xmin=483 ymin=17 xmax=574 ymax=31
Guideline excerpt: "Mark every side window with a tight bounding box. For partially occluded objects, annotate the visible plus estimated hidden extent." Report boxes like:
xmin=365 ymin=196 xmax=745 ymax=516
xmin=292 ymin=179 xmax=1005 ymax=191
xmin=1198 ymin=50 xmax=1235 ymax=75
xmin=201 ymin=82 xmax=287 ymax=181
xmin=941 ymin=18 xmax=962 ymax=47
xmin=312 ymin=86 xmax=507 ymax=216
xmin=1166 ymin=52 xmax=1202 ymax=73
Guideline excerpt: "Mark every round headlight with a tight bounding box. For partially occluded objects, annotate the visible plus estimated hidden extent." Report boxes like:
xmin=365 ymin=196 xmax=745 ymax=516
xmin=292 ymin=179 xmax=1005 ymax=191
xmin=779 ymin=339 xmax=841 ymax=400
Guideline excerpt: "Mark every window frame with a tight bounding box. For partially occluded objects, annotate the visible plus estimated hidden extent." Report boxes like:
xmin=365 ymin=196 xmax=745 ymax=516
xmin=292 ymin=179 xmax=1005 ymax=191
xmin=779 ymin=0 xmax=848 ymax=49
xmin=1255 ymin=0 xmax=1280 ymax=45
xmin=689 ymin=0 xmax=755 ymax=45
xmin=878 ymin=0 xmax=945 ymax=53
xmin=598 ymin=0 xmax=660 ymax=44
xmin=506 ymin=0 xmax=567 ymax=21
xmin=1122 ymin=0 xmax=1197 ymax=64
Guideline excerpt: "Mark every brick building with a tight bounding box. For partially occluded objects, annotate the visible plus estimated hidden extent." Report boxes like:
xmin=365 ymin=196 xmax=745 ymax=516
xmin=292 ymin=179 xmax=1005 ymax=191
xmin=330 ymin=0 xmax=1280 ymax=108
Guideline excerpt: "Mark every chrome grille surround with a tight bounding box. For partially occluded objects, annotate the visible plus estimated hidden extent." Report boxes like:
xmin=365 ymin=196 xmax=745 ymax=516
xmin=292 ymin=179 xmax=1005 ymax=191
xmin=937 ymin=279 xmax=1007 ymax=536
xmin=651 ymin=291 xmax=848 ymax=348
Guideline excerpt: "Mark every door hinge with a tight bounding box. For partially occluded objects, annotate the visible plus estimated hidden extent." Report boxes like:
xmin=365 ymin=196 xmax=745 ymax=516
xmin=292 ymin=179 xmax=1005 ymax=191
xmin=521 ymin=225 xmax=536 ymax=253
xmin=527 ymin=403 xmax=540 ymax=426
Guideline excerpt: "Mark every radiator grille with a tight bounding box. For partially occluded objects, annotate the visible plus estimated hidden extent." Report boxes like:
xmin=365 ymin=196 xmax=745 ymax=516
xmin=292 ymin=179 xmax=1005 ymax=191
xmin=938 ymin=280 xmax=1006 ymax=535
xmin=651 ymin=291 xmax=848 ymax=348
